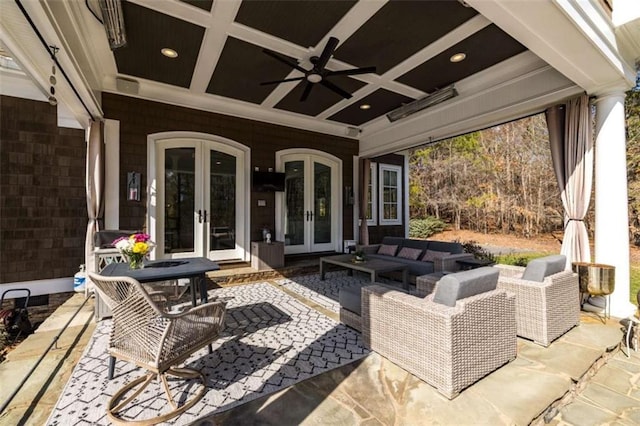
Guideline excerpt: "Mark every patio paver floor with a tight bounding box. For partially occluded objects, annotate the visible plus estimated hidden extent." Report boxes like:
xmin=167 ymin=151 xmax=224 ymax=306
xmin=1 ymin=263 xmax=638 ymax=425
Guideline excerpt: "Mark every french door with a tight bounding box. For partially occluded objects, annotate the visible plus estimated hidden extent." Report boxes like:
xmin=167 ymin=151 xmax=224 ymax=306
xmin=155 ymin=139 xmax=246 ymax=261
xmin=276 ymin=152 xmax=340 ymax=254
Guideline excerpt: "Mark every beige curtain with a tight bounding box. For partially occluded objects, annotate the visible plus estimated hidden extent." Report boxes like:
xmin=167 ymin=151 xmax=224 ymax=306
xmin=85 ymin=121 xmax=105 ymax=281
xmin=546 ymin=94 xmax=593 ymax=268
xmin=359 ymin=158 xmax=370 ymax=245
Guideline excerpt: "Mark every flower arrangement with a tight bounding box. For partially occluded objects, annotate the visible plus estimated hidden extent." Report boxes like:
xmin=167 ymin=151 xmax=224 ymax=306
xmin=113 ymin=233 xmax=155 ymax=269
xmin=354 ymin=250 xmax=366 ymax=262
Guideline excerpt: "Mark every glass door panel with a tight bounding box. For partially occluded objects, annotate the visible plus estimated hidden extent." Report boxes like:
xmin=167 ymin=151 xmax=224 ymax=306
xmin=284 ymin=160 xmax=305 ymax=248
xmin=164 ymin=148 xmax=195 ymax=255
xmin=313 ymin=162 xmax=331 ymax=245
xmin=209 ymin=150 xmax=236 ymax=252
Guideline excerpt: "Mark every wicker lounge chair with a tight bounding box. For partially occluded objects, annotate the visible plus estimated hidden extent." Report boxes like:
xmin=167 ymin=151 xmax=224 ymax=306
xmin=89 ymin=273 xmax=226 ymax=425
xmin=361 ymin=267 xmax=517 ymax=399
xmin=495 ymin=255 xmax=580 ymax=347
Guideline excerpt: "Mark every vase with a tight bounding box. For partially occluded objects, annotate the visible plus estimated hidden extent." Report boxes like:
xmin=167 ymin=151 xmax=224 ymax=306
xmin=128 ymin=257 xmax=144 ymax=270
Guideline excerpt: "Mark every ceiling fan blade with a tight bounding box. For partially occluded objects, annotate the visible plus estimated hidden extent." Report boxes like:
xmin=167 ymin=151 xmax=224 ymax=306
xmin=326 ymin=66 xmax=377 ymax=77
xmin=260 ymin=76 xmax=305 ymax=85
xmin=316 ymin=37 xmax=339 ymax=70
xmin=262 ymin=49 xmax=307 ymax=74
xmin=320 ymin=79 xmax=352 ymax=99
xmin=300 ymin=82 xmax=314 ymax=101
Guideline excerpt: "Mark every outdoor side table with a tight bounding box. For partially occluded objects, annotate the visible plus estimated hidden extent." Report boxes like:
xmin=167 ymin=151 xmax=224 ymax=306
xmin=572 ymin=262 xmax=615 ymax=320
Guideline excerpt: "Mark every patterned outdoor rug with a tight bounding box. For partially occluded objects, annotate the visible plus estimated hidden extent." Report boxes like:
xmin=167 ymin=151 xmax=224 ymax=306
xmin=276 ymin=271 xmax=403 ymax=313
xmin=47 ymin=282 xmax=368 ymax=425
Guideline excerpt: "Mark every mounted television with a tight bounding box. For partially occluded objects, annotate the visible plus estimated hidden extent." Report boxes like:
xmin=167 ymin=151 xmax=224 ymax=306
xmin=253 ymin=171 xmax=286 ymax=192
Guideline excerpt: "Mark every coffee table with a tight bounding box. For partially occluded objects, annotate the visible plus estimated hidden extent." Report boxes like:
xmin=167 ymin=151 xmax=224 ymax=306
xmin=320 ymin=254 xmax=409 ymax=290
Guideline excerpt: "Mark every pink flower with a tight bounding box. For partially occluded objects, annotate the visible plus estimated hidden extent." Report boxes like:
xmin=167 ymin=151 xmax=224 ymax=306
xmin=133 ymin=233 xmax=150 ymax=243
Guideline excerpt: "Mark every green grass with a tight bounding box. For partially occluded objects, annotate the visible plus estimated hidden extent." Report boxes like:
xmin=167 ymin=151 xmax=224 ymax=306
xmin=495 ymin=252 xmax=553 ymax=267
xmin=631 ymin=265 xmax=640 ymax=304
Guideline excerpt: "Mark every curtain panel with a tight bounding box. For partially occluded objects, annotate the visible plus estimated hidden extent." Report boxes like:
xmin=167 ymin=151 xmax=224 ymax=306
xmin=358 ymin=158 xmax=371 ymax=246
xmin=85 ymin=121 xmax=105 ymax=282
xmin=546 ymin=94 xmax=593 ymax=268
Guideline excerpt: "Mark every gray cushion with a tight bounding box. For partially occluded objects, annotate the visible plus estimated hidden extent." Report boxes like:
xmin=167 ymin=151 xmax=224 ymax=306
xmin=401 ymin=239 xmax=430 ymax=253
xmin=521 ymin=255 xmax=566 ymax=282
xmin=367 ymin=254 xmax=435 ymax=275
xmin=428 ymin=240 xmax=463 ymax=254
xmin=381 ymin=236 xmax=406 ymax=247
xmin=339 ymin=286 xmax=362 ymax=315
xmin=433 ymin=267 xmax=499 ymax=307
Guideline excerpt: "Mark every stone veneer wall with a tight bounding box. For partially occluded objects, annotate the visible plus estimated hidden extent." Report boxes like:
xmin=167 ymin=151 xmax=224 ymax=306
xmin=0 ymin=96 xmax=87 ymax=283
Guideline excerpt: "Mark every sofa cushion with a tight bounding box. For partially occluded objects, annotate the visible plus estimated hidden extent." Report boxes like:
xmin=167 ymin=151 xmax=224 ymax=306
xmin=401 ymin=239 xmax=430 ymax=253
xmin=397 ymin=247 xmax=422 ymax=260
xmin=521 ymin=255 xmax=566 ymax=282
xmin=368 ymin=254 xmax=435 ymax=275
xmin=428 ymin=240 xmax=464 ymax=254
xmin=339 ymin=286 xmax=362 ymax=315
xmin=422 ymin=249 xmax=450 ymax=262
xmin=380 ymin=236 xmax=406 ymax=248
xmin=378 ymin=244 xmax=399 ymax=256
xmin=433 ymin=267 xmax=499 ymax=307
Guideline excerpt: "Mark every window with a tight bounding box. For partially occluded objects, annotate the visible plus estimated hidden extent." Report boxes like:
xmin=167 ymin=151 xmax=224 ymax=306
xmin=378 ymin=164 xmax=402 ymax=225
xmin=366 ymin=162 xmax=377 ymax=225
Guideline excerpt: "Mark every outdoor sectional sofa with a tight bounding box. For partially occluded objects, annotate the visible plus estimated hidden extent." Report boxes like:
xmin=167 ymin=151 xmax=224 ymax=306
xmin=357 ymin=236 xmax=474 ymax=281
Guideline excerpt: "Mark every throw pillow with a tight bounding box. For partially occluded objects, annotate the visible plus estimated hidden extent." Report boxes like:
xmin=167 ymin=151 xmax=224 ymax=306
xmin=397 ymin=247 xmax=422 ymax=260
xmin=421 ymin=249 xmax=450 ymax=262
xmin=377 ymin=244 xmax=398 ymax=256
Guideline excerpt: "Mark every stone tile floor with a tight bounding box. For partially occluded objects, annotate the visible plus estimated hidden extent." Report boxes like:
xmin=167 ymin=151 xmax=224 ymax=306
xmin=1 ymin=261 xmax=638 ymax=426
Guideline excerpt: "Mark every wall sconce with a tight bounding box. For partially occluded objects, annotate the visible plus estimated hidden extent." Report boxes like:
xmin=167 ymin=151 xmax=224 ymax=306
xmin=127 ymin=172 xmax=140 ymax=201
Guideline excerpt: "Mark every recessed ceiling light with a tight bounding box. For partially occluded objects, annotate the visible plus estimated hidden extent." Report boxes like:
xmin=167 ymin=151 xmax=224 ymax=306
xmin=450 ymin=53 xmax=466 ymax=63
xmin=359 ymin=104 xmax=371 ymax=110
xmin=215 ymin=161 xmax=221 ymax=165
xmin=161 ymin=48 xmax=178 ymax=58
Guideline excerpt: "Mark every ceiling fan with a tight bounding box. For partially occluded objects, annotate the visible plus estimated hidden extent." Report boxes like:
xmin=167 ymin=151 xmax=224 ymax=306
xmin=260 ymin=37 xmax=376 ymax=102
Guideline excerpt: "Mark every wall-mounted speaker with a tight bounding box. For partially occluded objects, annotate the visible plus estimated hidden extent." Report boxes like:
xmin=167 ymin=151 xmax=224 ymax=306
xmin=116 ymin=76 xmax=139 ymax=94
xmin=345 ymin=127 xmax=360 ymax=137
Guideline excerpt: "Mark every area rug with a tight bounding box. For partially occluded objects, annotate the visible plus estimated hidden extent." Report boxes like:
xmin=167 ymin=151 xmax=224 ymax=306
xmin=276 ymin=270 xmax=402 ymax=313
xmin=47 ymin=282 xmax=368 ymax=425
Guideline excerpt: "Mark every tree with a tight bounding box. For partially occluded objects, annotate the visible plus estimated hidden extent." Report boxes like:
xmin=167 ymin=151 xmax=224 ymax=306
xmin=626 ymin=89 xmax=640 ymax=245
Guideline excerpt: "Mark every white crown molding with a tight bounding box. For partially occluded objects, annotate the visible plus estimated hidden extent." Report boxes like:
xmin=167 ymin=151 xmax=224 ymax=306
xmin=102 ymin=77 xmax=358 ymax=139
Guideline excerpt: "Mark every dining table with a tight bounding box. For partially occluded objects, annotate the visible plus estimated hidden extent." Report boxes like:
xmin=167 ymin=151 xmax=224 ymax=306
xmin=100 ymin=256 xmax=220 ymax=306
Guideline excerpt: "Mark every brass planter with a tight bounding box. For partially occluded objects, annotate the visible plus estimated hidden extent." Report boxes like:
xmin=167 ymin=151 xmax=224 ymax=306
xmin=572 ymin=262 xmax=615 ymax=295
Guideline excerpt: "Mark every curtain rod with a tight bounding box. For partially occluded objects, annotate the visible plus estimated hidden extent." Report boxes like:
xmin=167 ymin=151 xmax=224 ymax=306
xmin=14 ymin=0 xmax=97 ymax=122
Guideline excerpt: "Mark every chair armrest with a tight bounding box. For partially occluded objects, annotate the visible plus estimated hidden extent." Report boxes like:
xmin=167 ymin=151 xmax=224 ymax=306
xmin=357 ymin=244 xmax=381 ymax=254
xmin=434 ymin=253 xmax=475 ymax=272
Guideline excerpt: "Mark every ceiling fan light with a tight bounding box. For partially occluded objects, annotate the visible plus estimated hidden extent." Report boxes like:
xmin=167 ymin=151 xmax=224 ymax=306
xmin=306 ymin=74 xmax=322 ymax=83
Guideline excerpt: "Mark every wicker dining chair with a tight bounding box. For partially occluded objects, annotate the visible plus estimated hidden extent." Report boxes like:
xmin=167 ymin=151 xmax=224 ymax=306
xmin=88 ymin=273 xmax=226 ymax=425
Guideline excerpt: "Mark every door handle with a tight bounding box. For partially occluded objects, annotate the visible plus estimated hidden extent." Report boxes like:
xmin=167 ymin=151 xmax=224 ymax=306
xmin=198 ymin=209 xmax=203 ymax=223
xmin=203 ymin=210 xmax=208 ymax=223
xmin=309 ymin=211 xmax=313 ymax=221
xmin=305 ymin=211 xmax=309 ymax=221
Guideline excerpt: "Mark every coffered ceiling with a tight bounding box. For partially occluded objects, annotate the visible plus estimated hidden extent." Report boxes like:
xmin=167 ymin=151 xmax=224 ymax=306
xmin=45 ymin=0 xmax=535 ymax=135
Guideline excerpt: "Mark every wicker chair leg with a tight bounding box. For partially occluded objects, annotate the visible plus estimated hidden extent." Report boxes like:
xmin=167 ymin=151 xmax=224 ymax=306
xmin=107 ymin=368 xmax=206 ymax=425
